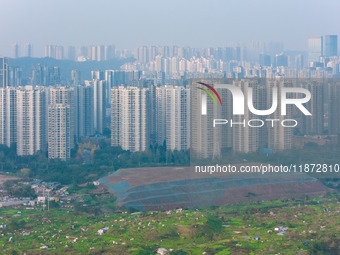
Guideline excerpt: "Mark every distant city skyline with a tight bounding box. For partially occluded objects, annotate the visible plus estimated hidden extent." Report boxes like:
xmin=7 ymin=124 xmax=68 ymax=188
xmin=1 ymin=0 xmax=340 ymax=56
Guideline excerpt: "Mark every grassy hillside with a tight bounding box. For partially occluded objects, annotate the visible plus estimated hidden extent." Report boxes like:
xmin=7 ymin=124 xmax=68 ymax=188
xmin=0 ymin=194 xmax=339 ymax=254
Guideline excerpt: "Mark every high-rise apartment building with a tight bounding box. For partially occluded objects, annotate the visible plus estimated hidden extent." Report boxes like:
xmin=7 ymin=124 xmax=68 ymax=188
xmin=68 ymin=46 xmax=76 ymax=61
xmin=91 ymin=71 xmax=105 ymax=80
xmin=45 ymin=45 xmax=56 ymax=58
xmin=308 ymin=36 xmax=323 ymax=63
xmin=0 ymin=87 xmax=17 ymax=147
xmin=16 ymin=86 xmax=47 ymax=156
xmin=8 ymin=67 xmax=22 ymax=87
xmin=111 ymin=86 xmax=150 ymax=152
xmin=104 ymin=70 xmax=141 ymax=87
xmin=85 ymin=80 xmax=106 ymax=134
xmin=300 ymin=81 xmax=324 ymax=135
xmin=295 ymin=54 xmax=304 ymax=70
xmin=24 ymin=42 xmax=33 ymax=57
xmin=50 ymin=87 xmax=75 ymax=146
xmin=48 ymin=104 xmax=71 ymax=161
xmin=71 ymin=70 xmax=81 ymax=86
xmin=267 ymin=79 xmax=293 ymax=152
xmin=191 ymin=79 xmax=293 ymax=159
xmin=259 ymin=54 xmax=271 ymax=66
xmin=44 ymin=45 xmax=64 ymax=59
xmin=90 ymin=46 xmax=97 ymax=61
xmin=156 ymin=85 xmax=190 ymax=151
xmin=190 ymin=79 xmax=228 ymax=159
xmin=74 ymin=85 xmax=95 ymax=138
xmin=232 ymin=80 xmax=267 ymax=153
xmin=80 ymin=46 xmax=88 ymax=59
xmin=134 ymin=46 xmax=149 ymax=63
xmin=97 ymin=45 xmax=105 ymax=61
xmin=324 ymin=35 xmax=338 ymax=57
xmin=31 ymin=65 xmax=60 ymax=86
xmin=55 ymin=46 xmax=64 ymax=60
xmin=0 ymin=57 xmax=9 ymax=88
xmin=12 ymin=43 xmax=19 ymax=59
xmin=156 ymin=86 xmax=167 ymax=146
xmin=328 ymin=83 xmax=340 ymax=135
xmin=275 ymin=53 xmax=288 ymax=67
xmin=104 ymin=45 xmax=115 ymax=60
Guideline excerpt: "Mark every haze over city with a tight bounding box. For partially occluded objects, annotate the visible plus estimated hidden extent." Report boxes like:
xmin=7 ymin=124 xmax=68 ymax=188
xmin=1 ymin=0 xmax=340 ymax=56
xmin=1 ymin=1 xmax=340 ymax=254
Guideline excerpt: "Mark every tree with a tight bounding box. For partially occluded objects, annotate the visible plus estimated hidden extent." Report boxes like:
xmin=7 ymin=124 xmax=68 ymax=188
xmin=20 ymin=168 xmax=31 ymax=177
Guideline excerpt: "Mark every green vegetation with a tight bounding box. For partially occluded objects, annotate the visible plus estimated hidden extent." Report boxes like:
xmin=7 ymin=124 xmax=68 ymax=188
xmin=67 ymin=183 xmax=97 ymax=195
xmin=0 ymin=140 xmax=339 ymax=188
xmin=0 ymin=194 xmax=339 ymax=254
xmin=0 ymin=142 xmax=190 ymax=185
xmin=3 ymin=180 xmax=36 ymax=199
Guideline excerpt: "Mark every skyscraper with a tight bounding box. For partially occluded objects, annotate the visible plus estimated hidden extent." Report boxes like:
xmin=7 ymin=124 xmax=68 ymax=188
xmin=328 ymin=83 xmax=340 ymax=135
xmin=111 ymin=86 xmax=150 ymax=152
xmin=267 ymin=79 xmax=293 ymax=152
xmin=295 ymin=54 xmax=304 ymax=70
xmin=156 ymin=85 xmax=190 ymax=151
xmin=156 ymin=86 xmax=167 ymax=146
xmin=24 ymin=42 xmax=33 ymax=57
xmin=48 ymin=104 xmax=71 ymax=161
xmin=44 ymin=45 xmax=64 ymax=59
xmin=45 ymin=45 xmax=56 ymax=58
xmin=97 ymin=45 xmax=105 ymax=61
xmin=0 ymin=57 xmax=9 ymax=88
xmin=308 ymin=36 xmax=323 ymax=63
xmin=12 ymin=43 xmax=19 ymax=59
xmin=9 ymin=67 xmax=22 ymax=87
xmin=31 ymin=64 xmax=43 ymax=85
xmin=259 ymin=54 xmax=271 ymax=66
xmin=104 ymin=45 xmax=115 ymax=60
xmin=71 ymin=70 xmax=81 ymax=86
xmin=324 ymin=35 xmax=338 ymax=57
xmin=190 ymin=79 xmax=228 ymax=159
xmin=8 ymin=67 xmax=22 ymax=87
xmin=134 ymin=46 xmax=149 ymax=63
xmin=275 ymin=53 xmax=288 ymax=67
xmin=55 ymin=46 xmax=64 ymax=60
xmin=44 ymin=66 xmax=60 ymax=86
xmin=80 ymin=46 xmax=88 ymax=59
xmin=92 ymin=80 xmax=106 ymax=134
xmin=74 ymin=85 xmax=95 ymax=138
xmin=90 ymin=46 xmax=97 ymax=61
xmin=83 ymin=85 xmax=95 ymax=137
xmin=68 ymin=46 xmax=76 ymax=61
xmin=50 ymin=87 xmax=75 ymax=146
xmin=232 ymin=80 xmax=267 ymax=153
xmin=90 ymin=71 xmax=103 ymax=81
xmin=300 ymin=81 xmax=324 ymax=135
xmin=16 ymin=86 xmax=47 ymax=156
xmin=0 ymin=87 xmax=17 ymax=148
xmin=191 ymin=78 xmax=293 ymax=158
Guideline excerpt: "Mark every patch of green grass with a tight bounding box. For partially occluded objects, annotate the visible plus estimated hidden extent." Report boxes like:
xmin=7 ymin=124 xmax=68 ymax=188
xmin=0 ymin=195 xmax=339 ymax=254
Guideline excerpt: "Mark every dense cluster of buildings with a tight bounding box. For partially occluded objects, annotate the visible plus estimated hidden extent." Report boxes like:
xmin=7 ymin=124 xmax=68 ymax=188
xmin=1 ymin=36 xmax=340 ymax=161
xmin=122 ymin=36 xmax=339 ymax=79
xmin=11 ymin=43 xmax=121 ymax=61
xmin=191 ymin=78 xmax=334 ymax=159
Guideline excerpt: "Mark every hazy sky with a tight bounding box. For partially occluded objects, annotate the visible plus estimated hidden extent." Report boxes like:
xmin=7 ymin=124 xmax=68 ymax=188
xmin=1 ymin=0 xmax=339 ymax=57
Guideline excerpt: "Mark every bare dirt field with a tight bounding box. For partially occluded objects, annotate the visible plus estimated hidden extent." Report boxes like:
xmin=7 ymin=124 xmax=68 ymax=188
xmin=0 ymin=174 xmax=19 ymax=184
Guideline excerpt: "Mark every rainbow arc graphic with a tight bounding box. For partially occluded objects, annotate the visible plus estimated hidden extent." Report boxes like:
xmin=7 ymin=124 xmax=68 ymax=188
xmin=197 ymin=82 xmax=222 ymax=115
